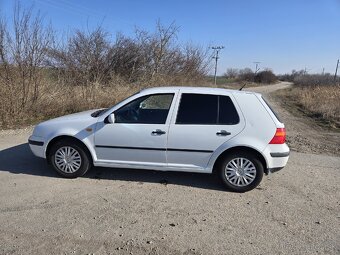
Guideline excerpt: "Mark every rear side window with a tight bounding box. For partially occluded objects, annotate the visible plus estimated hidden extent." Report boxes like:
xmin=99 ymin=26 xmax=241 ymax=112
xmin=219 ymin=96 xmax=240 ymax=124
xmin=176 ymin=93 xmax=239 ymax=125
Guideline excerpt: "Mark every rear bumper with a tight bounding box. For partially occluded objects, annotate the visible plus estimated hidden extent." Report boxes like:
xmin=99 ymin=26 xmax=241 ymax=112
xmin=263 ymin=143 xmax=290 ymax=172
xmin=270 ymin=151 xmax=290 ymax=157
xmin=268 ymin=167 xmax=284 ymax=173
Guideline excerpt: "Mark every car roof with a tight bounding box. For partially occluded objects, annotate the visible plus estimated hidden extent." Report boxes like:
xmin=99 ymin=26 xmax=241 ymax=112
xmin=140 ymin=86 xmax=261 ymax=96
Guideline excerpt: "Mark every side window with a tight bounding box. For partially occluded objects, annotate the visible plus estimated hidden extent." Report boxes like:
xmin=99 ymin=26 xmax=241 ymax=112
xmin=176 ymin=94 xmax=218 ymax=124
xmin=176 ymin=93 xmax=240 ymax=125
xmin=115 ymin=94 xmax=174 ymax=124
xmin=219 ymin=96 xmax=240 ymax=125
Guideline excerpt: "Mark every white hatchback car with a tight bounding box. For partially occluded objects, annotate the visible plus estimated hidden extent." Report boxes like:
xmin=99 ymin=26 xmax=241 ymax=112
xmin=29 ymin=87 xmax=289 ymax=192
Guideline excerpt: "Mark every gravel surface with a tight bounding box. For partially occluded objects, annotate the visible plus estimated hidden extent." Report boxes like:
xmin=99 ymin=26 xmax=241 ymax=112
xmin=0 ymin=82 xmax=339 ymax=255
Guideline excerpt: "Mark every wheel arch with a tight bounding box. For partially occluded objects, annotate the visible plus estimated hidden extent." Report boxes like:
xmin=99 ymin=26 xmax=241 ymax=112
xmin=212 ymin=146 xmax=268 ymax=175
xmin=45 ymin=135 xmax=94 ymax=165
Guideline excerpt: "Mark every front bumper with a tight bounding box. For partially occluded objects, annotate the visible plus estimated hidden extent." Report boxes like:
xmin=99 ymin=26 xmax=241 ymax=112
xmin=28 ymin=135 xmax=46 ymax=158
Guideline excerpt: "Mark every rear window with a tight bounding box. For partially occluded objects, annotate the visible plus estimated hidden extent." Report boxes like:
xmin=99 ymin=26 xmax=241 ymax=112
xmin=261 ymin=96 xmax=282 ymax=122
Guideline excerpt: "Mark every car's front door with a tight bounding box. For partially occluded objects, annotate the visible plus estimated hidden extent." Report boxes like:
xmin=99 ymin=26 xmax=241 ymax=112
xmin=94 ymin=93 xmax=175 ymax=167
xmin=167 ymin=93 xmax=245 ymax=170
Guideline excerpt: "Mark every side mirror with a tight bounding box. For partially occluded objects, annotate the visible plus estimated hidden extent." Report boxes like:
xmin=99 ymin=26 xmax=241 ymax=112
xmin=140 ymin=102 xmax=147 ymax=109
xmin=106 ymin=113 xmax=115 ymax=124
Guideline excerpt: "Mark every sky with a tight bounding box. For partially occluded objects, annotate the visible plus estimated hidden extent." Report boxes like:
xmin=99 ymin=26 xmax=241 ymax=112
xmin=0 ymin=0 xmax=339 ymax=75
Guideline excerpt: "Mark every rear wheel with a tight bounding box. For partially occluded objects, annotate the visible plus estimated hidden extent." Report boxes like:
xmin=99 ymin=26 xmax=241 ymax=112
xmin=49 ymin=139 xmax=91 ymax=178
xmin=219 ymin=152 xmax=264 ymax=192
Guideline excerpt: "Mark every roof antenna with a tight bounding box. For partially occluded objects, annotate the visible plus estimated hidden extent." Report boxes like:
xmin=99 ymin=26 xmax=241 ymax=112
xmin=239 ymin=83 xmax=247 ymax=91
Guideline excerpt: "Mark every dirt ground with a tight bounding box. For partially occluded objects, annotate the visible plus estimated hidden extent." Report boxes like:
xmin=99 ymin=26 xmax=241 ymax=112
xmin=0 ymin=82 xmax=339 ymax=255
xmin=253 ymin=82 xmax=340 ymax=157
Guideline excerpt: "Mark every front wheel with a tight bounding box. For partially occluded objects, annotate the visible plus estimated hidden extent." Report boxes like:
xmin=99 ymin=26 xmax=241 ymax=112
xmin=219 ymin=152 xmax=264 ymax=192
xmin=50 ymin=139 xmax=91 ymax=178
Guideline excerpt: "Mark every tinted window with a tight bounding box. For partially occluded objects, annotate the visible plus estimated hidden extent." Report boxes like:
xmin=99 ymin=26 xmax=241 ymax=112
xmin=176 ymin=94 xmax=218 ymax=124
xmin=219 ymin=96 xmax=240 ymax=124
xmin=176 ymin=93 xmax=240 ymax=125
xmin=115 ymin=94 xmax=174 ymax=124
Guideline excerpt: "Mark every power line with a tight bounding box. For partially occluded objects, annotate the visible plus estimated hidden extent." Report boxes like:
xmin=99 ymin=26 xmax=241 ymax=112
xmin=211 ymin=46 xmax=224 ymax=85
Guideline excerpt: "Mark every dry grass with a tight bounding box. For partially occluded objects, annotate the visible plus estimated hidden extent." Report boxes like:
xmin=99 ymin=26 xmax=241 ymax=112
xmin=0 ymin=80 xmax=139 ymax=129
xmin=298 ymin=85 xmax=340 ymax=123
xmin=275 ymin=85 xmax=340 ymax=129
xmin=0 ymin=68 xmax=269 ymax=130
xmin=0 ymin=75 xmax=217 ymax=129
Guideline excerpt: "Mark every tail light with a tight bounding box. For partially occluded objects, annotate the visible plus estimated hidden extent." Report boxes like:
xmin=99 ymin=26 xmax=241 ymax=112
xmin=269 ymin=128 xmax=286 ymax=144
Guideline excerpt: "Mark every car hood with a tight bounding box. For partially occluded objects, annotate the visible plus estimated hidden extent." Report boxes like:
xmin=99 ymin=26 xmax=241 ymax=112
xmin=47 ymin=109 xmax=99 ymax=122
xmin=32 ymin=109 xmax=100 ymax=138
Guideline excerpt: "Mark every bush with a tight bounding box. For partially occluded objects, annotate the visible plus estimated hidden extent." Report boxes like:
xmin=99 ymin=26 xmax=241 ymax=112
xmin=237 ymin=68 xmax=255 ymax=82
xmin=224 ymin=68 xmax=239 ymax=79
xmin=254 ymin=70 xmax=277 ymax=84
xmin=293 ymin=74 xmax=335 ymax=87
xmin=278 ymin=69 xmax=305 ymax=82
xmin=225 ymin=68 xmax=277 ymax=84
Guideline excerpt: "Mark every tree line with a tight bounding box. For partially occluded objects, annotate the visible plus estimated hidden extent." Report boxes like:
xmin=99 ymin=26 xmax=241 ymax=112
xmin=0 ymin=3 xmax=210 ymax=117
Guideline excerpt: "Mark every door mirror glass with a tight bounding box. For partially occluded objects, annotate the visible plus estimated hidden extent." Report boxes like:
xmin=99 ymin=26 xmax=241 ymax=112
xmin=107 ymin=113 xmax=115 ymax=124
xmin=140 ymin=102 xmax=147 ymax=109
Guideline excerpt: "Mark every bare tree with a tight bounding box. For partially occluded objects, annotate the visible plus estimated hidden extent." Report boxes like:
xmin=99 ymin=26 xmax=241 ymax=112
xmin=48 ymin=26 xmax=112 ymax=87
xmin=134 ymin=21 xmax=179 ymax=79
xmin=0 ymin=2 xmax=53 ymax=110
xmin=225 ymin=68 xmax=239 ymax=79
xmin=0 ymin=7 xmax=211 ymax=127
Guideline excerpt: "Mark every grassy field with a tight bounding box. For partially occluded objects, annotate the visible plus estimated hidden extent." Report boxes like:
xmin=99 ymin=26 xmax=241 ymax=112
xmin=273 ymin=85 xmax=340 ymax=130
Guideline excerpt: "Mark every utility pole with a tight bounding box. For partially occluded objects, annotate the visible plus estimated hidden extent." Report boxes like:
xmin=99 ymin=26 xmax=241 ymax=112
xmin=253 ymin=62 xmax=261 ymax=74
xmin=322 ymin=67 xmax=325 ymax=75
xmin=211 ymin=46 xmax=225 ymax=85
xmin=334 ymin=59 xmax=339 ymax=82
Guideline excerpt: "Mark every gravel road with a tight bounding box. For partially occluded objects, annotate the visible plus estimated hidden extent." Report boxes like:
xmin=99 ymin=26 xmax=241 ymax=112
xmin=0 ymin=82 xmax=339 ymax=255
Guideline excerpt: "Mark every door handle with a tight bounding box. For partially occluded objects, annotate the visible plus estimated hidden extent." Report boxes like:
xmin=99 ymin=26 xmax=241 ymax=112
xmin=151 ymin=129 xmax=166 ymax=135
xmin=216 ymin=130 xmax=231 ymax=136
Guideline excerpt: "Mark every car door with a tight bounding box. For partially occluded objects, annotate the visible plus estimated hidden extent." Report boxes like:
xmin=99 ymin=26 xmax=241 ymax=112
xmin=167 ymin=92 xmax=245 ymax=170
xmin=94 ymin=93 xmax=176 ymax=167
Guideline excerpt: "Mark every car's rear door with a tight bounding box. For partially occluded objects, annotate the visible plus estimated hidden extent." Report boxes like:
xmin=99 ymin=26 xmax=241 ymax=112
xmin=166 ymin=91 xmax=245 ymax=170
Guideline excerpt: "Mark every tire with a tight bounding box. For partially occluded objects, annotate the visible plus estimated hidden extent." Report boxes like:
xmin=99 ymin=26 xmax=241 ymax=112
xmin=49 ymin=139 xmax=91 ymax=178
xmin=219 ymin=152 xmax=264 ymax=192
